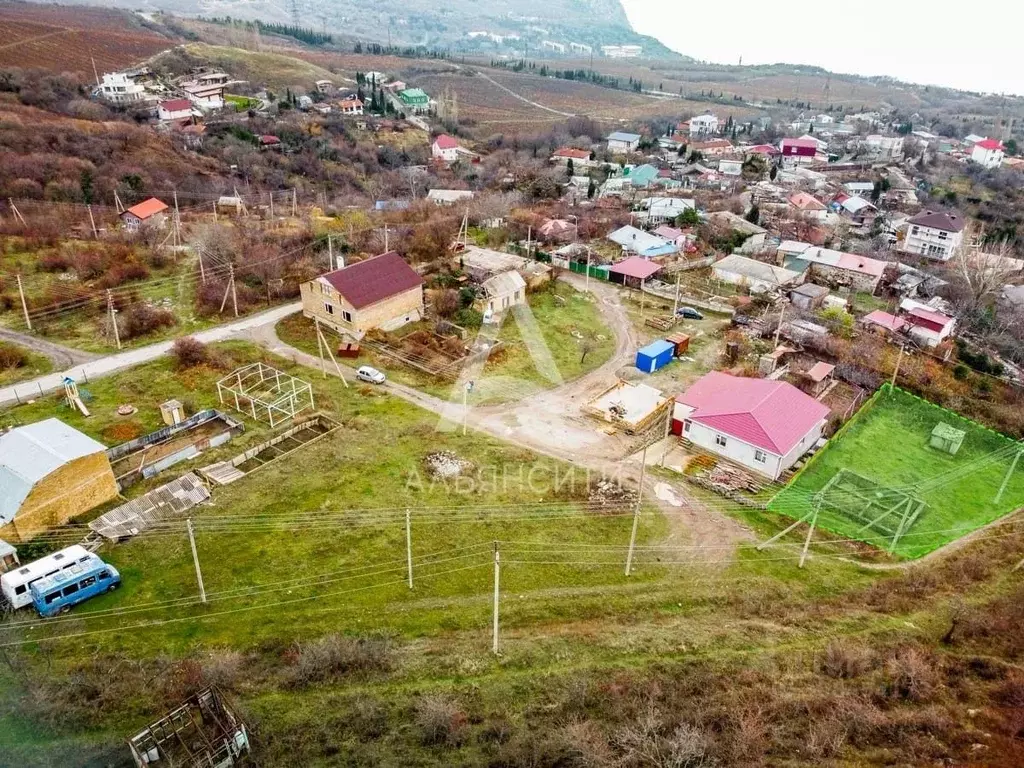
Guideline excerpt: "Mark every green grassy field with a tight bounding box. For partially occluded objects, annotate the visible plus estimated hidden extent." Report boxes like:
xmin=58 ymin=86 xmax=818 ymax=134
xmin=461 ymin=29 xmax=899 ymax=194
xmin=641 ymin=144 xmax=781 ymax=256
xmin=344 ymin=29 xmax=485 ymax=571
xmin=769 ymin=385 xmax=1024 ymax=559
xmin=277 ymin=281 xmax=616 ymax=404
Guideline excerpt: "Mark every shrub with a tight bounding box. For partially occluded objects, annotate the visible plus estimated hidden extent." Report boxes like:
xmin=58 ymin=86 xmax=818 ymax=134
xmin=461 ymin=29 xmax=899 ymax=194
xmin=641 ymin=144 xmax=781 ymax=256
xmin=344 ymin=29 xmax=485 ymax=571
xmin=171 ymin=337 xmax=210 ymax=369
xmin=455 ymin=308 xmax=483 ymax=329
xmin=289 ymin=634 xmax=394 ymax=687
xmin=98 ymin=261 xmax=150 ymax=289
xmin=0 ymin=342 xmax=28 ymax=369
xmin=119 ymin=304 xmax=175 ymax=340
xmin=821 ymin=641 xmax=873 ymax=679
xmin=415 ymin=694 xmax=467 ymax=747
xmin=882 ymin=647 xmax=939 ymax=702
xmin=37 ymin=251 xmax=72 ymax=272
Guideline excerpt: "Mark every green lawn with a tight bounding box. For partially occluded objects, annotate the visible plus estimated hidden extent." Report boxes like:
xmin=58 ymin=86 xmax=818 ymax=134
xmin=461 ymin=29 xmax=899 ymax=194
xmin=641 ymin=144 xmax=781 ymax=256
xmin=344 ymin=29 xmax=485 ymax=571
xmin=277 ymin=281 xmax=616 ymax=405
xmin=0 ymin=342 xmax=52 ymax=387
xmin=769 ymin=385 xmax=1024 ymax=559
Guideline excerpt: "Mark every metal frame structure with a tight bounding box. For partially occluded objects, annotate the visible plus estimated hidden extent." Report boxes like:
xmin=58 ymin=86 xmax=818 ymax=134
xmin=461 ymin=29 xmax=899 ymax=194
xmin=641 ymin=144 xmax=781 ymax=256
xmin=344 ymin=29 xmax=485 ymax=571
xmin=216 ymin=363 xmax=314 ymax=427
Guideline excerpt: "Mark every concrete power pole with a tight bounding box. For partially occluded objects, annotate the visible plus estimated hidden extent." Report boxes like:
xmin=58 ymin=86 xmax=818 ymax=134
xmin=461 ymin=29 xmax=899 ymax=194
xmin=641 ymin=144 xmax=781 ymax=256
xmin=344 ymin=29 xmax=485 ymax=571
xmin=406 ymin=508 xmax=413 ymax=589
xmin=107 ymin=290 xmax=121 ymax=350
xmin=492 ymin=541 xmax=501 ymax=655
xmin=187 ymin=518 xmax=207 ymax=603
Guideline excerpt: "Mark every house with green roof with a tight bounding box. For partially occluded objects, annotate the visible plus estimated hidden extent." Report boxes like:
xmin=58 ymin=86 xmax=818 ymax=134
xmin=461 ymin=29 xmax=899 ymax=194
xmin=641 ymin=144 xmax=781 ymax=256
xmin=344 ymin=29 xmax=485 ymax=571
xmin=398 ymin=88 xmax=430 ymax=113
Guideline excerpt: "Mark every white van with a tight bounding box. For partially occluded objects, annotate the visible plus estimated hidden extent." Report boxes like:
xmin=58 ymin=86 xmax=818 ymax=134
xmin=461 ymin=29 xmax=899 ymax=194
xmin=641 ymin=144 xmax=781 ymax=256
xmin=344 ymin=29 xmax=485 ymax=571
xmin=1 ymin=545 xmax=94 ymax=610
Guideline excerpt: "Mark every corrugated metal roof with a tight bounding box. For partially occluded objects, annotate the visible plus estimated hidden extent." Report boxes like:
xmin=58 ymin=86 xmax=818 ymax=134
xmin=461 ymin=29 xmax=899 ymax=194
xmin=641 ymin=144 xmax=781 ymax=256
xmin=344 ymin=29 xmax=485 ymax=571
xmin=482 ymin=270 xmax=526 ymax=298
xmin=0 ymin=419 xmax=107 ymax=524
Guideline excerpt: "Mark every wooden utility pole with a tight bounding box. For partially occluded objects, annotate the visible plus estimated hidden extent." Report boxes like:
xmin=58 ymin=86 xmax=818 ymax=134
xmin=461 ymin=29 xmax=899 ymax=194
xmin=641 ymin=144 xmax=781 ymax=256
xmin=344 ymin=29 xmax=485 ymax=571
xmin=384 ymin=224 xmax=389 ymax=253
xmin=172 ymin=190 xmax=181 ymax=248
xmin=328 ymin=234 xmax=334 ymax=271
xmin=526 ymin=225 xmax=532 ymax=259
xmin=113 ymin=191 xmax=125 ymax=214
xmin=405 ymin=508 xmax=413 ymax=589
xmin=87 ymin=205 xmax=98 ymax=239
xmin=230 ymin=265 xmax=238 ymax=317
xmin=198 ymin=247 xmax=207 ymax=284
xmin=292 ymin=188 xmax=297 ymax=217
xmin=891 ymin=344 xmax=905 ymax=389
xmin=212 ymin=200 xmax=218 ymax=222
xmin=462 ymin=381 xmax=472 ymax=436
xmin=187 ymin=519 xmax=207 ymax=603
xmin=16 ymin=275 xmax=31 ymax=330
xmin=640 ymin=279 xmax=646 ymax=319
xmin=268 ymin=190 xmax=274 ymax=219
xmin=672 ymin=272 xmax=682 ymax=318
xmin=625 ymin=445 xmax=647 ymax=576
xmin=585 ymin=250 xmax=592 ymax=294
xmin=314 ymin=317 xmax=348 ymax=387
xmin=8 ymin=199 xmax=25 ymax=225
xmin=798 ymin=500 xmax=821 ymax=568
xmin=659 ymin=404 xmax=674 ymax=467
xmin=107 ymin=290 xmax=121 ymax=350
xmin=995 ymin=447 xmax=1023 ymax=504
xmin=773 ymin=301 xmax=786 ymax=348
xmin=492 ymin=541 xmax=500 ymax=655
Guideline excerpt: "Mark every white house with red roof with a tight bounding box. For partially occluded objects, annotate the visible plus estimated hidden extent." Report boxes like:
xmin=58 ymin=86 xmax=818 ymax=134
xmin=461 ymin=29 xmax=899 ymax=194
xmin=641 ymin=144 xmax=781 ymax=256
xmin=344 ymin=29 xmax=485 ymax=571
xmin=779 ymin=137 xmax=820 ymax=167
xmin=157 ymin=98 xmax=193 ymax=122
xmin=431 ymin=134 xmax=461 ymax=163
xmin=551 ymin=147 xmax=595 ymax=168
xmin=672 ymin=371 xmax=830 ymax=479
xmin=120 ymin=198 xmax=169 ymax=232
xmin=970 ymin=138 xmax=1005 ymax=169
xmin=898 ymin=298 xmax=956 ymax=348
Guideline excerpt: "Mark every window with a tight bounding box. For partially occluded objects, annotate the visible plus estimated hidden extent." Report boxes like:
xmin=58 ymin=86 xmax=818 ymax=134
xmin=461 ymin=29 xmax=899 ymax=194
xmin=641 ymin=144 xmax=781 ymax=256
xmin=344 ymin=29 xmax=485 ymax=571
xmin=14 ymin=584 xmax=26 ymax=596
xmin=683 ymin=419 xmax=691 ymax=434
xmin=44 ymin=591 xmax=60 ymax=605
xmin=99 ymin=570 xmax=111 ymax=580
xmin=62 ymin=583 xmax=79 ymax=598
xmin=80 ymin=576 xmax=96 ymax=589
xmin=937 ymin=231 xmax=947 ymax=240
xmin=715 ymin=434 xmax=727 ymax=447
xmin=342 ymin=310 xmax=353 ymax=322
xmin=514 ymin=291 xmax=521 ymax=301
xmin=754 ymin=450 xmax=767 ymax=463
xmin=324 ymin=303 xmax=334 ymax=315
xmin=911 ymin=226 xmax=919 ymax=235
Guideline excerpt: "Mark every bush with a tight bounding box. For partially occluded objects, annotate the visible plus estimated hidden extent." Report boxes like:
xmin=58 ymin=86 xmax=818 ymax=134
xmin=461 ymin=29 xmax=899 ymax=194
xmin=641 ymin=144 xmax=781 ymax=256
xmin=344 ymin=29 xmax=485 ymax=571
xmin=37 ymin=251 xmax=72 ymax=272
xmin=171 ymin=337 xmax=210 ymax=369
xmin=882 ymin=647 xmax=939 ymax=702
xmin=119 ymin=304 xmax=175 ymax=340
xmin=289 ymin=634 xmax=394 ymax=687
xmin=821 ymin=641 xmax=873 ymax=679
xmin=414 ymin=694 xmax=467 ymax=747
xmin=0 ymin=341 xmax=28 ymax=369
xmin=455 ymin=308 xmax=483 ymax=329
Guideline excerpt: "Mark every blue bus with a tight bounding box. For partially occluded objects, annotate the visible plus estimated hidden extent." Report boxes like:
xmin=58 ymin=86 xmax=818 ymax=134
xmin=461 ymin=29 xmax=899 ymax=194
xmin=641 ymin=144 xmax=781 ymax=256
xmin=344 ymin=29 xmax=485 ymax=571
xmin=29 ymin=554 xmax=120 ymax=618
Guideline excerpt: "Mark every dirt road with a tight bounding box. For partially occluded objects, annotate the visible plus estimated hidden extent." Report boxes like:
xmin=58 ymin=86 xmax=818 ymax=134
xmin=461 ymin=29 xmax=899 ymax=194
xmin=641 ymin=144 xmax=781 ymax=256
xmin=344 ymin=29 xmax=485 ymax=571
xmin=0 ymin=326 xmax=98 ymax=369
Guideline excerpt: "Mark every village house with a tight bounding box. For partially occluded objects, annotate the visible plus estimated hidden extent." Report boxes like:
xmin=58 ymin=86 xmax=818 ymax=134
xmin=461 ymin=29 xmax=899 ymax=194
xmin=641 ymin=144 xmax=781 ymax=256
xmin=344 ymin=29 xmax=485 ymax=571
xmin=431 ymin=134 xmax=461 ymax=163
xmin=651 ymin=225 xmax=693 ymax=249
xmin=789 ymin=282 xmax=831 ymax=311
xmin=0 ymin=418 xmax=119 ymax=542
xmin=671 ymin=372 xmax=830 ymax=480
xmin=339 ymin=96 xmax=363 ymax=115
xmin=607 ymin=131 xmax=642 ymax=153
xmin=779 ymin=137 xmax=820 ymax=166
xmin=899 ymin=298 xmax=956 ymax=348
xmin=719 ymin=158 xmax=743 ymax=176
xmin=781 ymin=244 xmax=888 ymax=293
xmin=427 ymin=189 xmax=475 ymax=206
xmin=97 ymin=72 xmax=146 ymax=105
xmin=181 ymin=82 xmax=225 ymax=111
xmin=902 ymin=210 xmax=965 ymax=261
xmin=705 ymin=211 xmax=768 ymax=254
xmin=259 ymin=135 xmax=282 ymax=151
xmin=607 ymin=225 xmax=678 ymax=258
xmin=689 ymin=114 xmax=719 ymax=137
xmin=971 ymin=138 xmax=1005 ymax=169
xmin=863 ymin=134 xmax=904 ymax=160
xmin=157 ymin=98 xmax=193 ymax=122
xmin=832 ymin=194 xmax=877 ymax=226
xmin=120 ymin=198 xmax=169 ymax=232
xmin=397 ymin=88 xmax=430 ymax=113
xmin=712 ymin=253 xmax=802 ymax=293
xmin=691 ymin=138 xmax=733 ymax=157
xmin=636 ymin=197 xmax=696 ymax=226
xmin=315 ymin=79 xmax=334 ymax=93
xmin=300 ymin=251 xmax=424 ymax=339
xmin=788 ymin=192 xmax=827 ymax=219
xmin=551 ymin=147 xmax=595 ymax=168
xmin=477 ymin=271 xmax=527 ymax=317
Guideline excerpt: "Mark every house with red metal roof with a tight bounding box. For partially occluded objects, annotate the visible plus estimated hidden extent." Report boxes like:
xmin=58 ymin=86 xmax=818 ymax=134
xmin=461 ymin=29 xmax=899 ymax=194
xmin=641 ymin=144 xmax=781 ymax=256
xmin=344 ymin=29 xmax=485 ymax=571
xmin=861 ymin=310 xmax=908 ymax=336
xmin=300 ymin=251 xmax=425 ymax=339
xmin=551 ymin=147 xmax=595 ymax=168
xmin=157 ymin=99 xmax=193 ymax=122
xmin=898 ymin=298 xmax=956 ymax=348
xmin=608 ymin=256 xmax=663 ymax=288
xmin=779 ymin=137 xmax=820 ymax=167
xmin=970 ymin=138 xmax=1005 ymax=169
xmin=120 ymin=198 xmax=169 ymax=232
xmin=672 ymin=371 xmax=830 ymax=479
xmin=431 ymin=134 xmax=461 ymax=163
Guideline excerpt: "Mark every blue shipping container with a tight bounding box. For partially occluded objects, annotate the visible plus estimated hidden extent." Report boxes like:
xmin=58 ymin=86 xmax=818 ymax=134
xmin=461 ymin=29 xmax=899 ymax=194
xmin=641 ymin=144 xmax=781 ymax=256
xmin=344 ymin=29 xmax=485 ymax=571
xmin=635 ymin=339 xmax=674 ymax=374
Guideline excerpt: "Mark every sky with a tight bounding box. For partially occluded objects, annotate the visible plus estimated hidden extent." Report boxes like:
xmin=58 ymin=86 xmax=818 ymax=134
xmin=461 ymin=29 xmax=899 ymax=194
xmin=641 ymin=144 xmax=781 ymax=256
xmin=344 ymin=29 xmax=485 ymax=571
xmin=620 ymin=0 xmax=1024 ymax=96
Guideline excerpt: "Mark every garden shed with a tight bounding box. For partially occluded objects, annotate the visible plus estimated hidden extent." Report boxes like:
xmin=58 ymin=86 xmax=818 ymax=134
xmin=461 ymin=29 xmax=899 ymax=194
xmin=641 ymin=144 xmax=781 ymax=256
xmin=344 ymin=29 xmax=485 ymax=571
xmin=930 ymin=422 xmax=965 ymax=455
xmin=636 ymin=340 xmax=675 ymax=374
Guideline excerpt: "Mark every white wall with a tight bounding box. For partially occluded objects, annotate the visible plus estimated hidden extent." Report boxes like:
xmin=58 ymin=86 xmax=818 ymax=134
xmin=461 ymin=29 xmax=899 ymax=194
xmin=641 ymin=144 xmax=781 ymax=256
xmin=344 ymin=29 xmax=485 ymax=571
xmin=904 ymin=225 xmax=963 ymax=261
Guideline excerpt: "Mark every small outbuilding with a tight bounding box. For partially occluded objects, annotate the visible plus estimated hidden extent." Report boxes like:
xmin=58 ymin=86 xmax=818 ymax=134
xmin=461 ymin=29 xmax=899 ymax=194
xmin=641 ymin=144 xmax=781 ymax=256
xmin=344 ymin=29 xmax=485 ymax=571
xmin=930 ymin=422 xmax=965 ymax=455
xmin=636 ymin=339 xmax=675 ymax=374
xmin=789 ymin=282 xmax=830 ymax=311
xmin=0 ymin=418 xmax=118 ymax=542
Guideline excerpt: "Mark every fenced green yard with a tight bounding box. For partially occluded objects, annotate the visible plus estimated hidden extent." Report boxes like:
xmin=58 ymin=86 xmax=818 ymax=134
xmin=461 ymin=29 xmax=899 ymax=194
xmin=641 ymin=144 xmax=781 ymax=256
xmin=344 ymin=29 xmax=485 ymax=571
xmin=769 ymin=385 xmax=1024 ymax=559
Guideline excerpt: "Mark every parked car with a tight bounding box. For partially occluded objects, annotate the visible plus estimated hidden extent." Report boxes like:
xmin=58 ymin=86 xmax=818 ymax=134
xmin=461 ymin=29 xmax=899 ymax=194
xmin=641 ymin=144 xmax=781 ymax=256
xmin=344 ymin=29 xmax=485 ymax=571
xmin=676 ymin=306 xmax=704 ymax=320
xmin=356 ymin=366 xmax=386 ymax=384
xmin=731 ymin=313 xmax=752 ymax=327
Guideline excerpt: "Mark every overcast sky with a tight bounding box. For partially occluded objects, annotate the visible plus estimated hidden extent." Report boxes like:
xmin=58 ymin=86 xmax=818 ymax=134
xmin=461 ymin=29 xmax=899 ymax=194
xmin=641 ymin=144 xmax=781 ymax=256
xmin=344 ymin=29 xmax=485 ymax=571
xmin=620 ymin=0 xmax=1024 ymax=96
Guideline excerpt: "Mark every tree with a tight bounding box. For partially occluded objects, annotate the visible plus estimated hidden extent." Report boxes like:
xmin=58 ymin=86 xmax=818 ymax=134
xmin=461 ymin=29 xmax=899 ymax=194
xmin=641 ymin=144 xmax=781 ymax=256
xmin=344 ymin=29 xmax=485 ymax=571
xmin=745 ymin=204 xmax=760 ymax=225
xmin=769 ymin=165 xmax=778 ymax=181
xmin=820 ymin=306 xmax=854 ymax=338
xmin=676 ymin=208 xmax=700 ymax=228
xmin=1006 ymin=138 xmax=1019 ymax=156
xmin=566 ymin=157 xmax=574 ymax=178
xmin=587 ymin=178 xmax=596 ymax=199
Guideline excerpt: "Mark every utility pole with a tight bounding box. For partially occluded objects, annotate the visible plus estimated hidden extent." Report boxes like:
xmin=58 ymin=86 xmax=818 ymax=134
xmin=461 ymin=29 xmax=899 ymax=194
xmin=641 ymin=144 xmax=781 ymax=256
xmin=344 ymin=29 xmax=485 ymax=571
xmin=198 ymin=247 xmax=206 ymax=284
xmin=405 ymin=508 xmax=413 ymax=589
xmin=187 ymin=519 xmax=207 ymax=603
xmin=328 ymin=234 xmax=334 ymax=271
xmin=672 ymin=272 xmax=682 ymax=318
xmin=462 ymin=380 xmax=473 ymax=436
xmin=230 ymin=265 xmax=238 ymax=317
xmin=526 ymin=225 xmax=532 ymax=259
xmin=492 ymin=541 xmax=500 ymax=655
xmin=87 ymin=205 xmax=98 ymax=239
xmin=640 ymin=279 xmax=646 ymax=319
xmin=659 ymin=404 xmax=674 ymax=467
xmin=773 ymin=300 xmax=786 ymax=348
xmin=995 ymin=446 xmax=1023 ymax=505
xmin=107 ymin=290 xmax=121 ymax=350
xmin=585 ymin=250 xmax=592 ymax=294
xmin=384 ymin=224 xmax=389 ymax=253
xmin=292 ymin=188 xmax=297 ymax=217
xmin=891 ymin=344 xmax=905 ymax=390
xmin=16 ymin=275 xmax=31 ymax=331
xmin=625 ymin=445 xmax=647 ymax=576
xmin=173 ymin=190 xmax=181 ymax=248
xmin=212 ymin=200 xmax=218 ymax=222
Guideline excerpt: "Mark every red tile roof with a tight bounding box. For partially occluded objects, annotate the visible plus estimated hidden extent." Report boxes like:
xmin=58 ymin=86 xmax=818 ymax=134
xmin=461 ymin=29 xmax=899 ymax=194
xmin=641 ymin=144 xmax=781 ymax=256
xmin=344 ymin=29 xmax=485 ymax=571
xmin=781 ymin=138 xmax=819 ymax=149
xmin=675 ymin=371 xmax=830 ymax=455
xmin=906 ymin=306 xmax=953 ymax=327
xmin=806 ymin=362 xmax=834 ymax=383
xmin=789 ymin=192 xmax=825 ymax=211
xmin=746 ymin=144 xmax=779 ymax=155
xmin=554 ymin=147 xmax=591 ymax=160
xmin=159 ymin=98 xmax=192 ymax=112
xmin=322 ymin=251 xmax=423 ymax=309
xmin=433 ymin=134 xmax=459 ymax=150
xmin=975 ymin=138 xmax=1003 ymax=150
xmin=123 ymin=198 xmax=168 ymax=220
xmin=609 ymin=256 xmax=663 ymax=280
xmin=260 ymin=135 xmax=281 ymax=145
xmin=863 ymin=310 xmax=906 ymax=332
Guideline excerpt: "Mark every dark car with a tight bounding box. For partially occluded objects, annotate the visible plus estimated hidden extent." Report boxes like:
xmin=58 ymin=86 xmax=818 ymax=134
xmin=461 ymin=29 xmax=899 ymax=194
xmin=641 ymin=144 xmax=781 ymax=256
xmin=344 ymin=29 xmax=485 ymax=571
xmin=676 ymin=306 xmax=704 ymax=320
xmin=731 ymin=314 xmax=752 ymax=327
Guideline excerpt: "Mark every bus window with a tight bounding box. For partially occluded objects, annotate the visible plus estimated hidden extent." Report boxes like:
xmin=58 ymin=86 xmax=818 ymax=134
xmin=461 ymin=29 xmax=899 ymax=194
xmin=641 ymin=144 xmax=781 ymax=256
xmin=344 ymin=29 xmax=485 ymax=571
xmin=44 ymin=592 xmax=60 ymax=605
xmin=99 ymin=570 xmax=111 ymax=580
xmin=14 ymin=585 xmax=26 ymax=596
xmin=62 ymin=583 xmax=79 ymax=598
xmin=81 ymin=576 xmax=96 ymax=589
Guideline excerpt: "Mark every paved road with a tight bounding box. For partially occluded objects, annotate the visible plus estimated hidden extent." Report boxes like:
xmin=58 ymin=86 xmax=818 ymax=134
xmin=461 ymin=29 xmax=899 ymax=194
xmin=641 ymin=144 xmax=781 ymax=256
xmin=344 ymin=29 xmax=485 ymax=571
xmin=0 ymin=326 xmax=98 ymax=369
xmin=0 ymin=302 xmax=301 ymax=407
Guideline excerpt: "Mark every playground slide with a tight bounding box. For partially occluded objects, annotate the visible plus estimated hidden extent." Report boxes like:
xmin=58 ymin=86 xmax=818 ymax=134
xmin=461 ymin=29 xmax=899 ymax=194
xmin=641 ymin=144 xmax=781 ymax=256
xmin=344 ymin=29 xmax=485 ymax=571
xmin=71 ymin=396 xmax=90 ymax=417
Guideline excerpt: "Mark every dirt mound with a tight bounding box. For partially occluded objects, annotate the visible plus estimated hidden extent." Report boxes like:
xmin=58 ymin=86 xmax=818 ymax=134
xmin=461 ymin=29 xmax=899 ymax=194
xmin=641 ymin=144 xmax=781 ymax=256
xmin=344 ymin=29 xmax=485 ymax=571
xmin=425 ymin=451 xmax=473 ymax=479
xmin=588 ymin=479 xmax=638 ymax=511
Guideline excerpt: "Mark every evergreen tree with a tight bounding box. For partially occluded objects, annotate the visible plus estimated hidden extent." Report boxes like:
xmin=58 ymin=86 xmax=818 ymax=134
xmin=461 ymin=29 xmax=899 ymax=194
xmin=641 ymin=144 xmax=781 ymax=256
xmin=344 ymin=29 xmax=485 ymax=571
xmin=566 ymin=158 xmax=575 ymax=178
xmin=587 ymin=178 xmax=596 ymax=198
